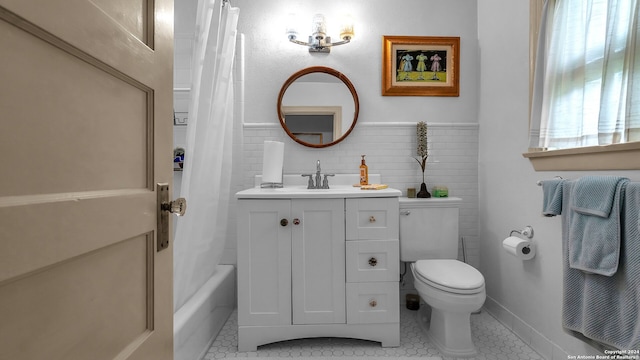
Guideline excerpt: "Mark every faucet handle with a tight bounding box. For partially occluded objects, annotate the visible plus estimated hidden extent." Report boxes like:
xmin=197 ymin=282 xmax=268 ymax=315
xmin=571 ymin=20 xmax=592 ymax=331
xmin=301 ymin=174 xmax=314 ymax=189
xmin=322 ymin=173 xmax=335 ymax=189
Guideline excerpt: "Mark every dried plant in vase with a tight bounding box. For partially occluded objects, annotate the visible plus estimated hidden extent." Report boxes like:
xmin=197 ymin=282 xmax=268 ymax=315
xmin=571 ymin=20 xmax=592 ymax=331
xmin=414 ymin=121 xmax=431 ymax=198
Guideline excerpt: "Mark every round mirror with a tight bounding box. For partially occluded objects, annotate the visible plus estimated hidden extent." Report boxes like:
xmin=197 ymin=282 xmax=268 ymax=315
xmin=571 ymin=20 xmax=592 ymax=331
xmin=277 ymin=66 xmax=359 ymax=148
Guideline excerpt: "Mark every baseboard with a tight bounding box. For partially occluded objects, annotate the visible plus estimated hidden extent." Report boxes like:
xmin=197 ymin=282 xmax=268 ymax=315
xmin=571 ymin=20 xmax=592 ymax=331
xmin=483 ymin=296 xmax=568 ymax=360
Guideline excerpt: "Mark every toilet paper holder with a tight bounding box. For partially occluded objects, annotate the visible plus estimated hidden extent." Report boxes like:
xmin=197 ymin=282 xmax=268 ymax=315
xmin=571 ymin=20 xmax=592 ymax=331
xmin=509 ymin=225 xmax=534 ymax=239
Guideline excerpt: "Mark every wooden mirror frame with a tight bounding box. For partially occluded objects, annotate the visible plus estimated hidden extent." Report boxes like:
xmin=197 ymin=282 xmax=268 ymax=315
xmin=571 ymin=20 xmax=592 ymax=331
xmin=277 ymin=66 xmax=360 ymax=148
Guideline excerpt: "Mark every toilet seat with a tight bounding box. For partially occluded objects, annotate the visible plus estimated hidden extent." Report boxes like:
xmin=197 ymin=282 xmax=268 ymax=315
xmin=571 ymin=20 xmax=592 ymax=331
xmin=414 ymin=259 xmax=485 ymax=295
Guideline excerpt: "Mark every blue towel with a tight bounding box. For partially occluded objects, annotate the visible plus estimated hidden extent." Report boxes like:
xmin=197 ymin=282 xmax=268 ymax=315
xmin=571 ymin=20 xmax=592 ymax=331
xmin=568 ymin=176 xmax=628 ymax=276
xmin=541 ymin=179 xmax=564 ymax=216
xmin=562 ymin=181 xmax=640 ymax=349
xmin=572 ymin=176 xmax=628 ymax=217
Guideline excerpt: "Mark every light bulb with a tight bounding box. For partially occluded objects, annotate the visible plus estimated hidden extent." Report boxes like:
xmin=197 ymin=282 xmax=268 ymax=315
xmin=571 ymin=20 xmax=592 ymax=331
xmin=339 ymin=14 xmax=355 ymax=40
xmin=285 ymin=13 xmax=299 ymax=39
xmin=311 ymin=14 xmax=327 ymax=40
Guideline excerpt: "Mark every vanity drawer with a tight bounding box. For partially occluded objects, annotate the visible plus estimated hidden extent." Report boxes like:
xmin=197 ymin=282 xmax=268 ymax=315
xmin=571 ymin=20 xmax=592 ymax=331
xmin=346 ymin=240 xmax=399 ymax=282
xmin=346 ymin=282 xmax=399 ymax=324
xmin=346 ymin=198 xmax=399 ymax=240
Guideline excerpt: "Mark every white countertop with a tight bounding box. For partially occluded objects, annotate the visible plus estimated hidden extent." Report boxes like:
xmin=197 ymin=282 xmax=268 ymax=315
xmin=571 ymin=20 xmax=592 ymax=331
xmin=236 ymin=185 xmax=401 ymax=199
xmin=237 ymin=174 xmax=401 ymax=199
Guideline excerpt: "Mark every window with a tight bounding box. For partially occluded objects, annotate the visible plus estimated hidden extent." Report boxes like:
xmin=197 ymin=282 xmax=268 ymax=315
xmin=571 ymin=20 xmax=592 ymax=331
xmin=525 ymin=0 xmax=640 ymax=170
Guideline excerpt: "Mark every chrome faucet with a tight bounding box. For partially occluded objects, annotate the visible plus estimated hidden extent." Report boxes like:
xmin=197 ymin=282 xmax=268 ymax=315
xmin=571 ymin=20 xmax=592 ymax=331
xmin=322 ymin=173 xmax=335 ymax=189
xmin=301 ymin=160 xmax=334 ymax=189
xmin=315 ymin=160 xmax=322 ymax=189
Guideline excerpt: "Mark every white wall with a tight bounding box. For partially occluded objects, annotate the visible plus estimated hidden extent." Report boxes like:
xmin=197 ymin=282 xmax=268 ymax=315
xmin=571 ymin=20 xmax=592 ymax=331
xmin=477 ymin=0 xmax=640 ymax=358
xmin=237 ymin=0 xmax=478 ymax=127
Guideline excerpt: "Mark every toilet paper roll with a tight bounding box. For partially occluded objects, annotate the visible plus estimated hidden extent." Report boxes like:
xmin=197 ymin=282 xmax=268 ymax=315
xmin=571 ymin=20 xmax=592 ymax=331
xmin=502 ymin=236 xmax=535 ymax=260
xmin=262 ymin=141 xmax=285 ymax=184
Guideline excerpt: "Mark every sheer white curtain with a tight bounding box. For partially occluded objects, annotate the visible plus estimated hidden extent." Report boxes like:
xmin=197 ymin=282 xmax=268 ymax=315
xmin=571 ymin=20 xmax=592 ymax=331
xmin=174 ymin=0 xmax=240 ymax=312
xmin=529 ymin=0 xmax=640 ymax=150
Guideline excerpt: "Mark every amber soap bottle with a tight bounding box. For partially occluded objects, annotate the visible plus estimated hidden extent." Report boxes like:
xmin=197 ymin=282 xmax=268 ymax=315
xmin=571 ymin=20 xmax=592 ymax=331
xmin=359 ymin=155 xmax=369 ymax=185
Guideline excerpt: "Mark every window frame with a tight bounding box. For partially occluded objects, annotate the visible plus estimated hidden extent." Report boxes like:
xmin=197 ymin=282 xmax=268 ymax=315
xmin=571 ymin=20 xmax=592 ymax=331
xmin=524 ymin=0 xmax=640 ymax=171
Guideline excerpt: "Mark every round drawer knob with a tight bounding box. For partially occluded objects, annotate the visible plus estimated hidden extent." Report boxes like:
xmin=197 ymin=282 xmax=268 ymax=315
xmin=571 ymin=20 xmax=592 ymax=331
xmin=368 ymin=257 xmax=378 ymax=267
xmin=293 ymin=218 xmax=300 ymax=225
xmin=369 ymin=216 xmax=376 ymax=223
xmin=369 ymin=299 xmax=378 ymax=308
xmin=280 ymin=218 xmax=288 ymax=227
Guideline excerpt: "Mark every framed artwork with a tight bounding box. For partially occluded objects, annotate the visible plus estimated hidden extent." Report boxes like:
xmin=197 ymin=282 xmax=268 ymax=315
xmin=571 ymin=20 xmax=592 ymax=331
xmin=382 ymin=36 xmax=460 ymax=96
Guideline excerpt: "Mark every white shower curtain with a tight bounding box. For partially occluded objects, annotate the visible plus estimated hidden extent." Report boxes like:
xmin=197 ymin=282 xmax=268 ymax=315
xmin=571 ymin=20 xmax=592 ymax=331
xmin=174 ymin=0 xmax=240 ymax=312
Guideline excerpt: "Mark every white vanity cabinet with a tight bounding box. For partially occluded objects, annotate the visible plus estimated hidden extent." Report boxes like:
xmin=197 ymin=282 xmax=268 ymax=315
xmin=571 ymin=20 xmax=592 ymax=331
xmin=236 ymin=187 xmax=401 ymax=352
xmin=237 ymin=198 xmax=345 ymax=328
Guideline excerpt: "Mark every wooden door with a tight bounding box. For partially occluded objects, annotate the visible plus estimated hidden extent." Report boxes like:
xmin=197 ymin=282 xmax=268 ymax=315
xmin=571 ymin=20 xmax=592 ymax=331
xmin=292 ymin=198 xmax=346 ymax=325
xmin=0 ymin=0 xmax=174 ymax=359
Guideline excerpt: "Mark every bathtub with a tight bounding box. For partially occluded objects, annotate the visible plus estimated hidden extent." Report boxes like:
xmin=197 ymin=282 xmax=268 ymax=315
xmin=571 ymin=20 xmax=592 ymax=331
xmin=174 ymin=264 xmax=236 ymax=360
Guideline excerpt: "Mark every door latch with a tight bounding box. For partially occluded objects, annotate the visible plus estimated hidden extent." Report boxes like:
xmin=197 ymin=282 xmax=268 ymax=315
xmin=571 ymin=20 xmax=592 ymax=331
xmin=157 ymin=183 xmax=187 ymax=251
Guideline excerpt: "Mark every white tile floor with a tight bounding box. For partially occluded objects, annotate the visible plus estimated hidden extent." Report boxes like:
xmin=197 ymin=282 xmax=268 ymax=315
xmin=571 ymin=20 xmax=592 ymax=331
xmin=204 ymin=306 xmax=544 ymax=360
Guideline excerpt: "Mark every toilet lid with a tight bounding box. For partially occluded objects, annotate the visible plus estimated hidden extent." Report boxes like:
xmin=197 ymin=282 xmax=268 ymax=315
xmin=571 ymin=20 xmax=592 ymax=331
xmin=414 ymin=259 xmax=485 ymax=294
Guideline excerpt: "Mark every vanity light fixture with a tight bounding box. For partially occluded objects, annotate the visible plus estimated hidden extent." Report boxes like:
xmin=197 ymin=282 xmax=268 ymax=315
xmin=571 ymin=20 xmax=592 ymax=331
xmin=286 ymin=13 xmax=354 ymax=53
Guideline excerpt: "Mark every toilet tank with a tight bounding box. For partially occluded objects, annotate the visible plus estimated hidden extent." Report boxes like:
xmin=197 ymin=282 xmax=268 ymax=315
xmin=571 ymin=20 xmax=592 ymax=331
xmin=399 ymin=197 xmax=461 ymax=262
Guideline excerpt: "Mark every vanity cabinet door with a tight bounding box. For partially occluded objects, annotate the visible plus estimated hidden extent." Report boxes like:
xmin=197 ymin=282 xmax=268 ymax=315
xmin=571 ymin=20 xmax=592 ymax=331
xmin=291 ymin=199 xmax=346 ymax=325
xmin=237 ymin=200 xmax=291 ymax=326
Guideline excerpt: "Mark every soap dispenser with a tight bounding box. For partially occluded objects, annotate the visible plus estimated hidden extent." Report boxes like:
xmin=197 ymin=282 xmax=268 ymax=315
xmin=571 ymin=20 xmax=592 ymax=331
xmin=359 ymin=155 xmax=369 ymax=185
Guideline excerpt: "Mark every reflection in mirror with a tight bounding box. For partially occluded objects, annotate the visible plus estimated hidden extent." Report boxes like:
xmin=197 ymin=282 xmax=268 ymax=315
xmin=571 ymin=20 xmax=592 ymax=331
xmin=282 ymin=106 xmax=341 ymax=144
xmin=277 ymin=66 xmax=359 ymax=148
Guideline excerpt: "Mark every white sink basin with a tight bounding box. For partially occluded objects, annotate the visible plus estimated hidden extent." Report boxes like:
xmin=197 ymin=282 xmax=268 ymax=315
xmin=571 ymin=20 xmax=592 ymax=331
xmin=237 ymin=174 xmax=401 ymax=199
xmin=254 ymin=174 xmax=380 ymax=187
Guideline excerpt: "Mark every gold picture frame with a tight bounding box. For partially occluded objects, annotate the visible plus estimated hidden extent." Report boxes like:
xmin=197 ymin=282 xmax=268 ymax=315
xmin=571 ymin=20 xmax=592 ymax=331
xmin=382 ymin=35 xmax=460 ymax=96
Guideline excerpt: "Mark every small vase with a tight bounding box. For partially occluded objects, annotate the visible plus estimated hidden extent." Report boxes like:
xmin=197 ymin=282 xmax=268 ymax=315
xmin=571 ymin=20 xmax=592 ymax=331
xmin=416 ymin=182 xmax=431 ymax=198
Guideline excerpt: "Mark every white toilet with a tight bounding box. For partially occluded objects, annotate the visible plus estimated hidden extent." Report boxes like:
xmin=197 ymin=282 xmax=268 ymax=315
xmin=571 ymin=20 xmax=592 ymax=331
xmin=399 ymin=197 xmax=486 ymax=358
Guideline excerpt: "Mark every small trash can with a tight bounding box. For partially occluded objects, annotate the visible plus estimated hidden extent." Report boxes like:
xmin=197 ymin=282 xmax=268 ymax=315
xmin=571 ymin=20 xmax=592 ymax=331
xmin=406 ymin=294 xmax=420 ymax=310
